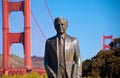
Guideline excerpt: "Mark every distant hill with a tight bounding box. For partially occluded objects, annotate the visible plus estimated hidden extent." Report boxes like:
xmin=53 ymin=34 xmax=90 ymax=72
xmin=82 ymin=38 xmax=120 ymax=77
xmin=31 ymin=55 xmax=44 ymax=68
xmin=0 ymin=54 xmax=44 ymax=68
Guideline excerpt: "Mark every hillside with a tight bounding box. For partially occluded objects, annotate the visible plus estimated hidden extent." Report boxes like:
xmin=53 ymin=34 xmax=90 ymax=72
xmin=31 ymin=55 xmax=44 ymax=68
xmin=82 ymin=38 xmax=120 ymax=77
xmin=0 ymin=54 xmax=44 ymax=68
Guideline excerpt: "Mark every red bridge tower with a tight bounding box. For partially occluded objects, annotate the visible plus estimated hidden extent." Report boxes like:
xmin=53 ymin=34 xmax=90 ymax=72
xmin=102 ymin=35 xmax=113 ymax=50
xmin=2 ymin=0 xmax=31 ymax=74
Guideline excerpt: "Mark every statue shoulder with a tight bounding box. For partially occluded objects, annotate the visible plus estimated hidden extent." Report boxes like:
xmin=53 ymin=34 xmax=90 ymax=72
xmin=66 ymin=34 xmax=78 ymax=42
xmin=46 ymin=35 xmax=57 ymax=42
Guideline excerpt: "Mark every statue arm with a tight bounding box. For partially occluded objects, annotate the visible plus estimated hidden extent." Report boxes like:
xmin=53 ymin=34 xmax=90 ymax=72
xmin=73 ymin=39 xmax=82 ymax=77
xmin=44 ymin=40 xmax=56 ymax=78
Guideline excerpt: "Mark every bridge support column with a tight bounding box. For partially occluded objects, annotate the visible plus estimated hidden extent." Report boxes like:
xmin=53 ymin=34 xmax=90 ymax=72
xmin=2 ymin=0 xmax=9 ymax=74
xmin=2 ymin=0 xmax=32 ymax=74
xmin=24 ymin=0 xmax=31 ymax=70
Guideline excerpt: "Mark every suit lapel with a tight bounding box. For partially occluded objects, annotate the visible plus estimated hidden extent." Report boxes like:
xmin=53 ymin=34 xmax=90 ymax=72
xmin=56 ymin=37 xmax=59 ymax=63
xmin=49 ymin=37 xmax=56 ymax=52
xmin=65 ymin=35 xmax=70 ymax=64
xmin=50 ymin=36 xmax=59 ymax=62
xmin=65 ymin=35 xmax=69 ymax=51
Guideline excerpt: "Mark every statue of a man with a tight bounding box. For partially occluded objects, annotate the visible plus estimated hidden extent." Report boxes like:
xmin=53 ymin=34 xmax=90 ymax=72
xmin=44 ymin=17 xmax=82 ymax=78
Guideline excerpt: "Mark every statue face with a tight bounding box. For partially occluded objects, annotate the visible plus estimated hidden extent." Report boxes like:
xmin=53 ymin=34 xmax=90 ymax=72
xmin=54 ymin=18 xmax=68 ymax=35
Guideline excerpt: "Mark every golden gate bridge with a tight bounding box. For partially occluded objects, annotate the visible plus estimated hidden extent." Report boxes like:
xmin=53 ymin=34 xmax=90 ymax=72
xmin=0 ymin=0 xmax=114 ymax=76
xmin=0 ymin=0 xmax=53 ymax=76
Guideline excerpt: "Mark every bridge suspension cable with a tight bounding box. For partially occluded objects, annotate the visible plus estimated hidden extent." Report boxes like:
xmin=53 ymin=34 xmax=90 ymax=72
xmin=44 ymin=0 xmax=53 ymax=22
xmin=30 ymin=0 xmax=53 ymax=41
xmin=31 ymin=10 xmax=47 ymax=40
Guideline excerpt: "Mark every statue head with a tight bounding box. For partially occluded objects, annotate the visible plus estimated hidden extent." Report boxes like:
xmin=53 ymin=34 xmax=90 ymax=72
xmin=54 ymin=17 xmax=68 ymax=35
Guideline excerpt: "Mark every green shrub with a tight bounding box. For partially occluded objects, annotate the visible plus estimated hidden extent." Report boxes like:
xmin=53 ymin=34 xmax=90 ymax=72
xmin=2 ymin=72 xmax=48 ymax=78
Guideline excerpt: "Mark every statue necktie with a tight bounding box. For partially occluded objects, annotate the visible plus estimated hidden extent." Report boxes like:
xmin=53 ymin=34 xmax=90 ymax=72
xmin=59 ymin=36 xmax=64 ymax=46
xmin=58 ymin=36 xmax=68 ymax=78
xmin=59 ymin=36 xmax=65 ymax=68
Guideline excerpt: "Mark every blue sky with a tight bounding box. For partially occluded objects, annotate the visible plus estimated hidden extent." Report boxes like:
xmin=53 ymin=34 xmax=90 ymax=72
xmin=0 ymin=0 xmax=120 ymax=61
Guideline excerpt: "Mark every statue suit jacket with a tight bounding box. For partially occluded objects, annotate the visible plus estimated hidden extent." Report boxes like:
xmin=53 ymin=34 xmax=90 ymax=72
xmin=44 ymin=34 xmax=82 ymax=78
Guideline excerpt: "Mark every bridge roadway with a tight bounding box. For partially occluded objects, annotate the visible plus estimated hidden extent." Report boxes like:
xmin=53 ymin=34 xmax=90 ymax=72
xmin=0 ymin=68 xmax=46 ymax=76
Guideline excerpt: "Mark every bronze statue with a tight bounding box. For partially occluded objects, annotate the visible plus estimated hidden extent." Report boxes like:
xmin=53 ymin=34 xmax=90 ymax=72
xmin=44 ymin=17 xmax=82 ymax=78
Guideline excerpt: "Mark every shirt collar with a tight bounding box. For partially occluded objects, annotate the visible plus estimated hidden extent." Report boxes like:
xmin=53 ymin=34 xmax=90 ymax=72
xmin=57 ymin=33 xmax=66 ymax=39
